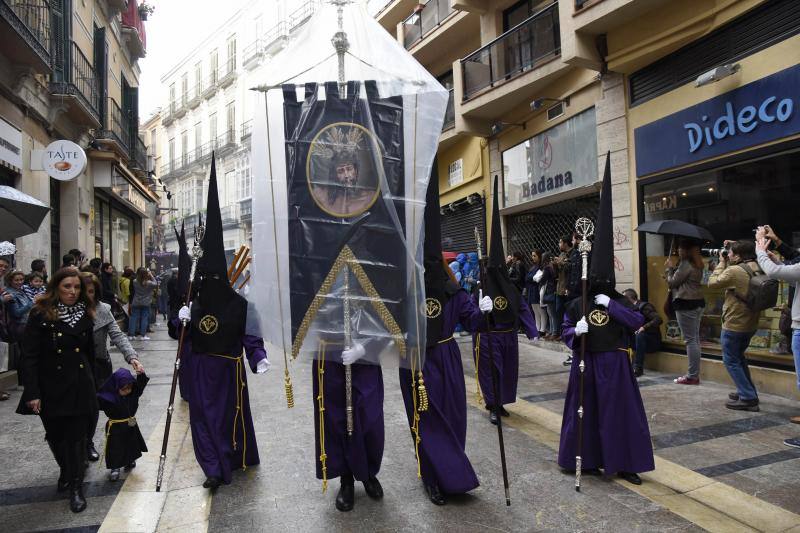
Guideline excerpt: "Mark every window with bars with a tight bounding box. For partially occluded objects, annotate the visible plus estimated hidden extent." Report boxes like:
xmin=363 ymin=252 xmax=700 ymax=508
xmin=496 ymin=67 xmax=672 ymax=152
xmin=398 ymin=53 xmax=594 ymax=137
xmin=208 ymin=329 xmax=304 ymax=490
xmin=181 ymin=73 xmax=188 ymax=106
xmin=168 ymin=83 xmax=176 ymax=113
xmin=226 ymin=101 xmax=235 ymax=140
xmin=226 ymin=35 xmax=237 ymax=73
xmin=237 ymin=157 xmax=252 ymax=200
xmin=210 ymin=49 xmax=219 ymax=83
xmin=194 ymin=62 xmax=202 ymax=93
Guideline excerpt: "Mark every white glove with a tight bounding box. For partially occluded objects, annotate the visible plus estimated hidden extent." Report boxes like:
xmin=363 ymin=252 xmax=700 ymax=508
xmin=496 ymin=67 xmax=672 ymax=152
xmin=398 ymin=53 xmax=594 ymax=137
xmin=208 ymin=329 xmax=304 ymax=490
xmin=341 ymin=343 xmax=365 ymax=366
xmin=178 ymin=305 xmax=191 ymax=322
xmin=532 ymin=270 xmax=544 ymax=283
xmin=479 ymin=295 xmax=493 ymax=313
xmin=574 ymin=317 xmax=589 ymax=337
xmin=594 ymin=294 xmax=611 ymax=308
xmin=256 ymin=358 xmax=271 ymax=374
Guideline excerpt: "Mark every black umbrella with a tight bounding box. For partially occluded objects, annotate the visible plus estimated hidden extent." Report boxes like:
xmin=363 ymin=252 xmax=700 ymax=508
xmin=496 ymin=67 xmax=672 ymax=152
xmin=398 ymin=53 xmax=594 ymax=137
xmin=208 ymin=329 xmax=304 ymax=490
xmin=0 ymin=186 xmax=50 ymax=241
xmin=635 ymin=219 xmax=714 ymax=242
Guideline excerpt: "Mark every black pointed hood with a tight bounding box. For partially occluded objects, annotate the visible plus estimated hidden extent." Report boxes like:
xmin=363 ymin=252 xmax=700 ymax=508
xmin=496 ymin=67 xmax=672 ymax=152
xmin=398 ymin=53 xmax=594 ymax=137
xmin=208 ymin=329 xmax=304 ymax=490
xmin=197 ymin=153 xmax=228 ymax=279
xmin=588 ymin=152 xmax=620 ymax=297
xmin=482 ymin=175 xmax=520 ymax=324
xmin=423 ymin=158 xmax=457 ymax=347
xmin=175 ymin=221 xmax=190 ymax=300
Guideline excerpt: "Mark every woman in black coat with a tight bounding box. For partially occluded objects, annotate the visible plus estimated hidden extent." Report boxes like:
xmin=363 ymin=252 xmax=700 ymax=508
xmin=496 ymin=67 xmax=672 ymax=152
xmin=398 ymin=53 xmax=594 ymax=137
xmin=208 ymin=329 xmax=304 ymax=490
xmin=17 ymin=267 xmax=97 ymax=513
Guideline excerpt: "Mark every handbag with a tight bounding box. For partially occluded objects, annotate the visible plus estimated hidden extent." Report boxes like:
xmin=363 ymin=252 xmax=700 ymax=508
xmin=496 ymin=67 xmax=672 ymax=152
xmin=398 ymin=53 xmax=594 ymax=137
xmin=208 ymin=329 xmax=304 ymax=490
xmin=779 ymin=304 xmax=793 ymax=338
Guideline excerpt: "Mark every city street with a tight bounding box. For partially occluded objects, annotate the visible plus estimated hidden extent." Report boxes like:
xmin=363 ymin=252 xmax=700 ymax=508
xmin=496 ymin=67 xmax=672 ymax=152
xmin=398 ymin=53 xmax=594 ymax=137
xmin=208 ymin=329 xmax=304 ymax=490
xmin=2 ymin=325 xmax=799 ymax=532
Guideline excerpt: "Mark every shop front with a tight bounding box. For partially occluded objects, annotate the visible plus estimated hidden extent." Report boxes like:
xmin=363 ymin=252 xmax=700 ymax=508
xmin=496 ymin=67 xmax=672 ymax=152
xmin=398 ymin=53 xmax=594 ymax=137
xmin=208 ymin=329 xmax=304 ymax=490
xmin=501 ymin=107 xmax=599 ymax=256
xmin=438 ymin=136 xmax=487 ymax=255
xmin=93 ymin=162 xmax=156 ymax=270
xmin=633 ymin=61 xmax=800 ymax=369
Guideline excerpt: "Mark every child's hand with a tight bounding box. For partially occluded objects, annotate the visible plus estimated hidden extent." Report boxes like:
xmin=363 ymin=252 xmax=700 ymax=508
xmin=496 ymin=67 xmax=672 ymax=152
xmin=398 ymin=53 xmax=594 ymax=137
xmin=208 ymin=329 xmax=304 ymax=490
xmin=131 ymin=359 xmax=145 ymax=374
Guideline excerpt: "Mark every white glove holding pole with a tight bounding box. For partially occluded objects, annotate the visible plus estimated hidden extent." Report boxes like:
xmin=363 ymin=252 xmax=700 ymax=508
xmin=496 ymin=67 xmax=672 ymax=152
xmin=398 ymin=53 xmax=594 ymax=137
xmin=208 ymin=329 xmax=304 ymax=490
xmin=478 ymin=290 xmax=493 ymax=313
xmin=178 ymin=304 xmax=191 ymax=322
xmin=574 ymin=317 xmax=589 ymax=337
xmin=341 ymin=343 xmax=366 ymax=366
xmin=256 ymin=359 xmax=271 ymax=374
xmin=594 ymin=294 xmax=611 ymax=308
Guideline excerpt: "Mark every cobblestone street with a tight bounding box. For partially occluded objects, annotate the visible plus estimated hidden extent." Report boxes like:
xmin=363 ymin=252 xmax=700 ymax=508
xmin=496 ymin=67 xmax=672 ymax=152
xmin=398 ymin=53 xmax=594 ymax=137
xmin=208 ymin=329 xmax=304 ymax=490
xmin=2 ymin=326 xmax=799 ymax=532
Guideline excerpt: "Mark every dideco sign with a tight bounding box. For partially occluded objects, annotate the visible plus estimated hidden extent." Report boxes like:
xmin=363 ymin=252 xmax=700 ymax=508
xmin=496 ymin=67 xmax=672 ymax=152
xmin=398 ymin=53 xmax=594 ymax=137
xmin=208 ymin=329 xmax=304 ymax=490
xmin=634 ymin=64 xmax=800 ymax=176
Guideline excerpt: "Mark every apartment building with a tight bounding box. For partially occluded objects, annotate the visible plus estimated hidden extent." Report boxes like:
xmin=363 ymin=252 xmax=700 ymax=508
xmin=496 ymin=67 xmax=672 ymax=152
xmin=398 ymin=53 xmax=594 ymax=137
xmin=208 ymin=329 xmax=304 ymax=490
xmin=375 ymin=0 xmax=800 ymax=374
xmin=157 ymin=0 xmax=321 ymax=263
xmin=0 ymin=0 xmax=158 ymax=273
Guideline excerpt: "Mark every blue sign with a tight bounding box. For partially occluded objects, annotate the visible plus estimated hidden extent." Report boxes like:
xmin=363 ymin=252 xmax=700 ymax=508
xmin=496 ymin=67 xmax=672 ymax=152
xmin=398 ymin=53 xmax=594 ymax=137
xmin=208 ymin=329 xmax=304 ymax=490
xmin=634 ymin=64 xmax=800 ymax=177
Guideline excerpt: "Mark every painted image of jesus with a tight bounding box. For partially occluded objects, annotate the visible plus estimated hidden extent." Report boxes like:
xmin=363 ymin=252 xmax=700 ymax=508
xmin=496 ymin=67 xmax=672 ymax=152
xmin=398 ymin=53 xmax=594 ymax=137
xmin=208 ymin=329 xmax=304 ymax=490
xmin=307 ymin=123 xmax=381 ymax=218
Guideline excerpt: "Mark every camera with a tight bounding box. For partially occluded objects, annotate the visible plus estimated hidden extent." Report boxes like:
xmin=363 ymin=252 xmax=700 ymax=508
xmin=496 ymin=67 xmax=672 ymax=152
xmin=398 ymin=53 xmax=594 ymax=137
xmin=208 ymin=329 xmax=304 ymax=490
xmin=701 ymin=244 xmax=729 ymax=258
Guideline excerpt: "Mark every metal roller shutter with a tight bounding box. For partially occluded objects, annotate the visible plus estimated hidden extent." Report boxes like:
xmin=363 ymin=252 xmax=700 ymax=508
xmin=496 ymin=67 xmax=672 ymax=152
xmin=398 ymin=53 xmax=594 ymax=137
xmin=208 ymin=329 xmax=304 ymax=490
xmin=441 ymin=198 xmax=487 ymax=255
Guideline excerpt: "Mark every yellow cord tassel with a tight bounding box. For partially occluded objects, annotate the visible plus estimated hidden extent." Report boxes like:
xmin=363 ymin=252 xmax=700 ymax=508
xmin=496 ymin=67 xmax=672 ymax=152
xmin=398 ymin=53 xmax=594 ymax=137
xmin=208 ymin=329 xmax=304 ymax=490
xmin=474 ymin=333 xmax=485 ymax=405
xmin=284 ymin=368 xmax=294 ymax=409
xmin=416 ymin=371 xmax=429 ymax=412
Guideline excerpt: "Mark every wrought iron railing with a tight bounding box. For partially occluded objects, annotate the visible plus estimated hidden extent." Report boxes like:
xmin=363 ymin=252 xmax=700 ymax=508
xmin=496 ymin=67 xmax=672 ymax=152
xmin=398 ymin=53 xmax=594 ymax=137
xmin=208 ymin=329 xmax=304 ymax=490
xmin=99 ymin=97 xmax=131 ymax=151
xmin=132 ymin=135 xmax=147 ymax=170
xmin=442 ymin=88 xmax=455 ymax=131
xmin=241 ymin=120 xmax=252 ymax=139
xmin=402 ymin=0 xmax=454 ymax=48
xmin=461 ymin=2 xmax=560 ymax=100
xmin=218 ymin=60 xmax=236 ymax=85
xmin=288 ymin=0 xmax=321 ymax=30
xmin=50 ymin=41 xmax=100 ymax=121
xmin=0 ymin=0 xmax=52 ymax=67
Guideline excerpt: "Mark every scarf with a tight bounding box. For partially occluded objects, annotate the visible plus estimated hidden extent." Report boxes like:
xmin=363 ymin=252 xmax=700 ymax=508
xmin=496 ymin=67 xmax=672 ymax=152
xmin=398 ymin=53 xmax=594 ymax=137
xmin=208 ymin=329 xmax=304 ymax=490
xmin=22 ymin=284 xmax=45 ymax=300
xmin=57 ymin=301 xmax=86 ymax=327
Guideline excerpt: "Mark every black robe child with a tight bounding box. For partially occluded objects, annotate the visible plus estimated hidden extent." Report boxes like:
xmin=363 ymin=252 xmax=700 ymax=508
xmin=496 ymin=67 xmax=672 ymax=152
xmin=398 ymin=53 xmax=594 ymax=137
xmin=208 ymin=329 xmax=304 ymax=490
xmin=98 ymin=373 xmax=149 ymax=469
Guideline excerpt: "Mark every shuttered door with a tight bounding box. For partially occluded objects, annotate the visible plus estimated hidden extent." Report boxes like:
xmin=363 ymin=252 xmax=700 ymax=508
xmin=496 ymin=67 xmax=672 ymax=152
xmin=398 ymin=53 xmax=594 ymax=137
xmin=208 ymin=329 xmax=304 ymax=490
xmin=506 ymin=193 xmax=599 ymax=256
xmin=441 ymin=199 xmax=486 ymax=255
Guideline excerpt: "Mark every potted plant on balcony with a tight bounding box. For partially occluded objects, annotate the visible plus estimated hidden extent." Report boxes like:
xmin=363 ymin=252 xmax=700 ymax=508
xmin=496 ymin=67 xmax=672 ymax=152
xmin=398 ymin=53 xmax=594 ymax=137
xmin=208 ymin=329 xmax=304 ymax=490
xmin=138 ymin=2 xmax=155 ymax=20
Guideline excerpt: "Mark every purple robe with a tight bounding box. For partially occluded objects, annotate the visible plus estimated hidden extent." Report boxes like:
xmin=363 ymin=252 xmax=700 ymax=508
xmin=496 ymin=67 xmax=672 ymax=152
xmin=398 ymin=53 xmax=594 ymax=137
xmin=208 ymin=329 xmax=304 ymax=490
xmin=399 ymin=290 xmax=483 ymax=493
xmin=168 ymin=320 xmax=192 ymax=402
xmin=182 ymin=333 xmax=267 ymax=484
xmin=558 ymin=299 xmax=655 ymax=475
xmin=472 ymin=298 xmax=538 ymax=407
xmin=313 ymin=359 xmax=384 ymax=482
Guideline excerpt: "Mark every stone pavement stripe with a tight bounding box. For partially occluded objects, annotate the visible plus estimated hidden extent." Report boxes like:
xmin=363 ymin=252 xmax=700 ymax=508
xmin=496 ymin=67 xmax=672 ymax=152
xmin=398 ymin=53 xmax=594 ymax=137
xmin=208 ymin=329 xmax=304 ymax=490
xmin=36 ymin=526 xmax=100 ymax=533
xmin=520 ymin=391 xmax=564 ymax=403
xmin=518 ymin=369 xmax=570 ymax=379
xmin=0 ymin=479 xmax=120 ymax=507
xmin=695 ymin=450 xmax=800 ymax=478
xmin=651 ymin=415 xmax=786 ymax=450
xmin=464 ymin=375 xmax=800 ymax=533
xmin=520 ymin=376 xmax=672 ymax=403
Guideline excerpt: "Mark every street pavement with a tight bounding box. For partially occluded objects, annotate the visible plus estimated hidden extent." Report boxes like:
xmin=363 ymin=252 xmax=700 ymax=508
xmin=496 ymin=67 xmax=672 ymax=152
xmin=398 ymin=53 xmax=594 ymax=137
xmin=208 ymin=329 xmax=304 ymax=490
xmin=1 ymin=325 xmax=800 ymax=532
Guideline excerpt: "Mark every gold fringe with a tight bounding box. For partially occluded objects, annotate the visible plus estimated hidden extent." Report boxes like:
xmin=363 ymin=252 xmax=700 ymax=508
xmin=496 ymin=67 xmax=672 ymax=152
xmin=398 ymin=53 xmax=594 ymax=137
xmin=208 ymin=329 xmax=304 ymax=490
xmin=316 ymin=343 xmax=328 ymax=493
xmin=284 ymin=367 xmax=295 ymax=409
xmin=473 ymin=333 xmax=485 ymax=405
xmin=409 ymin=348 xmax=422 ymax=478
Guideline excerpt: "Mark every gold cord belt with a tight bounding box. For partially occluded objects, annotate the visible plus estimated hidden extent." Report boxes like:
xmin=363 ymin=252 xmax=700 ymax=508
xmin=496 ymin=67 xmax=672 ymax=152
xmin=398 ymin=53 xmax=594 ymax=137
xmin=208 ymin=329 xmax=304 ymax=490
xmin=102 ymin=416 xmax=135 ymax=461
xmin=207 ymin=352 xmax=248 ymax=470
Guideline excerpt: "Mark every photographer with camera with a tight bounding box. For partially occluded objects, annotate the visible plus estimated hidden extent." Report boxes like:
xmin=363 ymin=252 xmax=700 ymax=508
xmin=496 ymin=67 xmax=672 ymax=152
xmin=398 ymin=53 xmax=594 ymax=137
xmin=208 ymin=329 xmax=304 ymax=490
xmin=666 ymin=239 xmax=706 ymax=385
xmin=755 ymin=226 xmax=800 ymax=446
xmin=707 ymin=240 xmax=763 ymax=412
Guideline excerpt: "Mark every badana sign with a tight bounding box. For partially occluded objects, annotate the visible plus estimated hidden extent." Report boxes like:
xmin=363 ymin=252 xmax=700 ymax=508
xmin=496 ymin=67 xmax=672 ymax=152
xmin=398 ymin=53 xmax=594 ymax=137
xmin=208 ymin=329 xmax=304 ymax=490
xmin=502 ymin=107 xmax=597 ymax=209
xmin=43 ymin=140 xmax=86 ymax=180
xmin=634 ymin=64 xmax=800 ymax=177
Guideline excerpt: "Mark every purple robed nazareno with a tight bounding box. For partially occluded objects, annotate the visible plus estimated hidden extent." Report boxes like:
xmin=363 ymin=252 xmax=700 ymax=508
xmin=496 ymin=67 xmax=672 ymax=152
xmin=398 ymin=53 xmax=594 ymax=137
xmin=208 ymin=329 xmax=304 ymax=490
xmin=398 ymin=290 xmax=483 ymax=494
xmin=472 ymin=298 xmax=538 ymax=407
xmin=314 ymin=359 xmax=384 ymax=482
xmin=558 ymin=299 xmax=655 ymax=475
xmin=181 ymin=331 xmax=267 ymax=484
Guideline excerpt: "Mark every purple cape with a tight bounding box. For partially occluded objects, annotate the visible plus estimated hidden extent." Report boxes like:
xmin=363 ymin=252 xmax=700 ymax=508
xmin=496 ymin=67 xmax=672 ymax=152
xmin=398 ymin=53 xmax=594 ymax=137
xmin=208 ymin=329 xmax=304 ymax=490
xmin=399 ymin=290 xmax=482 ymax=493
xmin=558 ymin=299 xmax=655 ymax=474
xmin=472 ymin=297 xmax=538 ymax=407
xmin=97 ymin=368 xmax=136 ymax=405
xmin=182 ymin=333 xmax=267 ymax=484
xmin=313 ymin=358 xmax=384 ymax=482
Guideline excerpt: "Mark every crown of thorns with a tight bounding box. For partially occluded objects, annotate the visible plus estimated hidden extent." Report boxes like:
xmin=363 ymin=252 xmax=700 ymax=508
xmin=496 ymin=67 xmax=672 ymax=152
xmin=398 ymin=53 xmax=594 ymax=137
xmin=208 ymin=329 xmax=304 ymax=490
xmin=312 ymin=126 xmax=365 ymax=162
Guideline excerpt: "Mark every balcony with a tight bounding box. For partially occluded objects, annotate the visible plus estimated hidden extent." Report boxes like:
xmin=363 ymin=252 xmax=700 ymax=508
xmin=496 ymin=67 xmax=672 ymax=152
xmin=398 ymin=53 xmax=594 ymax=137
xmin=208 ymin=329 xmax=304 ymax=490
xmin=442 ymin=89 xmax=455 ymax=131
xmin=218 ymin=60 xmax=236 ymax=88
xmin=402 ymin=0 xmax=454 ymax=49
xmin=239 ymin=197 xmax=252 ymax=223
xmin=121 ymin=0 xmax=147 ymax=59
xmin=96 ymin=97 xmax=132 ymax=156
xmin=187 ymin=85 xmax=201 ymax=109
xmin=104 ymin=0 xmax=127 ymax=16
xmin=461 ymin=2 xmax=560 ymax=101
xmin=50 ymin=41 xmax=101 ymax=127
xmin=243 ymin=21 xmax=288 ymax=70
xmin=373 ymin=0 xmax=417 ymax=33
xmin=220 ymin=203 xmax=240 ymax=227
xmin=241 ymin=120 xmax=252 ymax=141
xmin=162 ymin=103 xmax=175 ymax=126
xmin=215 ymin=130 xmax=237 ymax=156
xmin=175 ymin=95 xmax=187 ymax=118
xmin=202 ymin=71 xmax=218 ymax=99
xmin=0 ymin=0 xmax=51 ymax=73
xmin=288 ymin=0 xmax=321 ymax=32
xmin=131 ymin=136 xmax=147 ymax=172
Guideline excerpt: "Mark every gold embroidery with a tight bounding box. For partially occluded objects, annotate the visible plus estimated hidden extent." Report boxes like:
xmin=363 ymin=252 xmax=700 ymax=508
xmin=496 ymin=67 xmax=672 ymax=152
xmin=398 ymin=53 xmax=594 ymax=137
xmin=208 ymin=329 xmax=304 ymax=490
xmin=493 ymin=296 xmax=508 ymax=311
xmin=425 ymin=298 xmax=441 ymax=319
xmin=589 ymin=310 xmax=609 ymax=327
xmin=198 ymin=315 xmax=219 ymax=335
xmin=292 ymin=246 xmax=406 ymax=360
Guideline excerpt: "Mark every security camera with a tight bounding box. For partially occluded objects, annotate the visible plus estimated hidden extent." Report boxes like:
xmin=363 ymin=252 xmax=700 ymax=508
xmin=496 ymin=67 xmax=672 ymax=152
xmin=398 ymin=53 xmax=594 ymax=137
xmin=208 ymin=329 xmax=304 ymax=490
xmin=695 ymin=63 xmax=740 ymax=87
xmin=530 ymin=99 xmax=544 ymax=111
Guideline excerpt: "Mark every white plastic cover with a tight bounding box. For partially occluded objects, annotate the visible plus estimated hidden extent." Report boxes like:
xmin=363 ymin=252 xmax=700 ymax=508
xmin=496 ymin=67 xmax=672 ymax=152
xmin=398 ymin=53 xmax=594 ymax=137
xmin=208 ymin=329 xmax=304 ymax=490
xmin=249 ymin=1 xmax=446 ymax=368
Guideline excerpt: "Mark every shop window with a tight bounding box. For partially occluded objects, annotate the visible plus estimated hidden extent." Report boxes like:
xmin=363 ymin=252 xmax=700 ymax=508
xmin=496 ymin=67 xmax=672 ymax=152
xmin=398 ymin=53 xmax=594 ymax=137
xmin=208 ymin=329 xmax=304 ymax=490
xmin=641 ymin=150 xmax=800 ymax=368
xmin=111 ymin=207 xmax=134 ymax=271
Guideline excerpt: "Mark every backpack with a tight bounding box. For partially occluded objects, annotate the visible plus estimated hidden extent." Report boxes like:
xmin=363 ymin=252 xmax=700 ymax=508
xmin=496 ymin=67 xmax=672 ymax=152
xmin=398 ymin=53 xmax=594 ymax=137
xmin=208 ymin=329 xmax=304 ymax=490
xmin=737 ymin=263 xmax=778 ymax=312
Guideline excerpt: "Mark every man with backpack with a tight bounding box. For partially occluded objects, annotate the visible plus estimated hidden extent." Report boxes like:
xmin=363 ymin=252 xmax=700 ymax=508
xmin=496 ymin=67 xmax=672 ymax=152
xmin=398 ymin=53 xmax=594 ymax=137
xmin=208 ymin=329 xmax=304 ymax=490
xmin=708 ymin=240 xmax=773 ymax=412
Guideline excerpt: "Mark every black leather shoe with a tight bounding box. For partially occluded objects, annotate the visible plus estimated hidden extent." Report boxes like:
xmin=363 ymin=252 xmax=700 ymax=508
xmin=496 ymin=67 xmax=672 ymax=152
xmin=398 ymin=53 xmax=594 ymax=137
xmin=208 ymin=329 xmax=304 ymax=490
xmin=425 ymin=483 xmax=446 ymax=505
xmin=202 ymin=476 xmax=222 ymax=490
xmin=125 ymin=461 xmax=136 ymax=471
xmin=87 ymin=442 xmax=100 ymax=462
xmin=728 ymin=392 xmax=739 ymax=401
xmin=725 ymin=398 xmax=760 ymax=412
xmin=562 ymin=356 xmax=573 ymax=367
xmin=109 ymin=469 xmax=120 ymax=482
xmin=618 ymin=472 xmax=642 ymax=485
xmin=489 ymin=411 xmax=498 ymax=425
xmin=363 ymin=477 xmax=383 ymax=499
xmin=69 ymin=479 xmax=87 ymax=513
xmin=335 ymin=478 xmax=355 ymax=512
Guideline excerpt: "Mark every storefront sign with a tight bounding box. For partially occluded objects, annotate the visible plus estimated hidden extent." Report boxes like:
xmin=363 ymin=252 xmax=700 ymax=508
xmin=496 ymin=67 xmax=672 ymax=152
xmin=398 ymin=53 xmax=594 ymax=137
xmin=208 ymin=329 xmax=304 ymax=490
xmin=43 ymin=140 xmax=87 ymax=180
xmin=634 ymin=64 xmax=800 ymax=176
xmin=0 ymin=117 xmax=22 ymax=171
xmin=448 ymin=159 xmax=463 ymax=187
xmin=502 ymin=108 xmax=597 ymax=209
xmin=111 ymin=168 xmax=149 ymax=215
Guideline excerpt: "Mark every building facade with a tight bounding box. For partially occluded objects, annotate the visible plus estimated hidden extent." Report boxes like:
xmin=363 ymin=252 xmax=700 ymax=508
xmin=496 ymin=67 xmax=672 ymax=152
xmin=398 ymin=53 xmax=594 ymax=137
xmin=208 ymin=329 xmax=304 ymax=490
xmin=156 ymin=0 xmax=320 ymax=264
xmin=0 ymin=0 xmax=158 ymax=275
xmin=374 ymin=0 xmax=799 ymax=373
